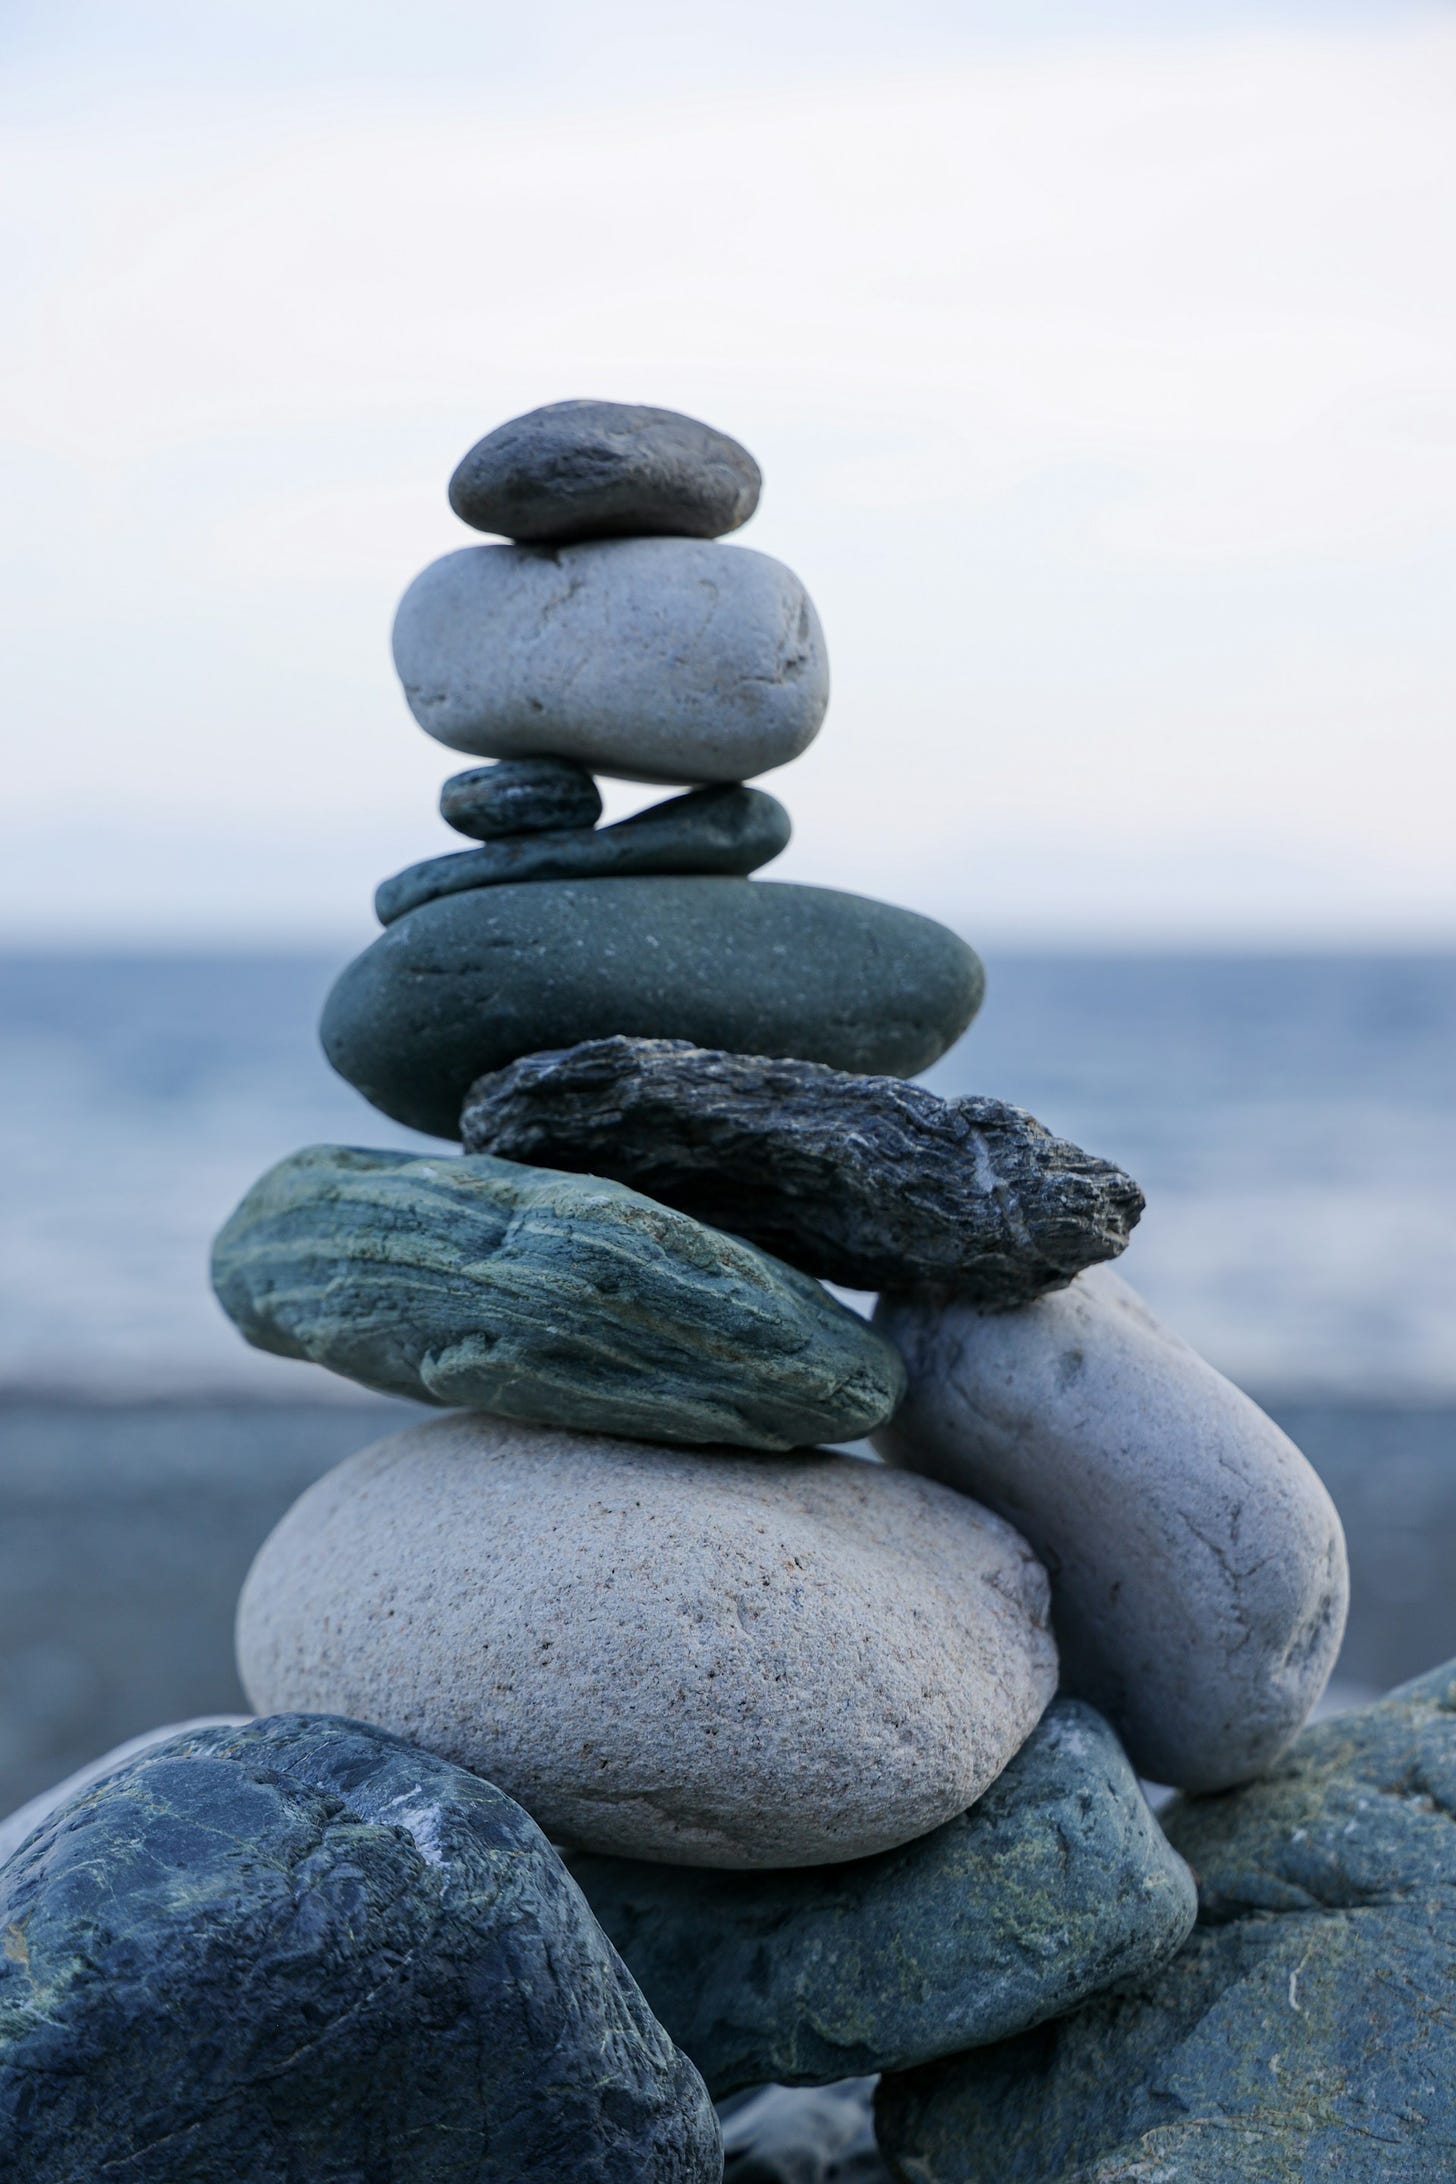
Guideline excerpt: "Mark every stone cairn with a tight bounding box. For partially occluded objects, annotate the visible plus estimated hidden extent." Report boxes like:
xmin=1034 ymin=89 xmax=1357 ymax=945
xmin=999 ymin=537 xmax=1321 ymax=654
xmin=22 ymin=400 xmax=1453 ymax=2184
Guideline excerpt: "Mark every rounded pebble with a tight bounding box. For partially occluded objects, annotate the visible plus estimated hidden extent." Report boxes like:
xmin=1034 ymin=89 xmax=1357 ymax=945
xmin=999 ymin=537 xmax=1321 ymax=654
xmin=441 ymin=757 xmax=603 ymax=839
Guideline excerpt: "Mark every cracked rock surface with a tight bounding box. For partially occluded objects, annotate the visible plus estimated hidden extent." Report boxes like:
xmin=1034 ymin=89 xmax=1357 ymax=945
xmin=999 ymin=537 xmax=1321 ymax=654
xmin=211 ymin=1144 xmax=905 ymax=1450
xmin=0 ymin=1714 xmax=720 ymax=2183
xmin=875 ymin=1267 xmax=1348 ymax=1791
xmin=876 ymin=1662 xmax=1456 ymax=2183
xmin=391 ymin=537 xmax=827 ymax=781
xmin=461 ymin=1038 xmax=1142 ymax=1297
xmin=572 ymin=1699 xmax=1195 ymax=2097
xmin=236 ymin=1413 xmax=1058 ymax=1868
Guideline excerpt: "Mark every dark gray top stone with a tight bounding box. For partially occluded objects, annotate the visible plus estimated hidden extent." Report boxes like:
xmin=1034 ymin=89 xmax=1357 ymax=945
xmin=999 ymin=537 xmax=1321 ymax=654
xmin=461 ymin=1038 xmax=1143 ymax=1299
xmin=211 ymin=1144 xmax=906 ymax=1449
xmin=448 ymin=399 xmax=761 ymax=542
xmin=441 ymin=757 xmax=603 ymax=839
xmin=572 ymin=1699 xmax=1195 ymax=2099
xmin=876 ymin=1661 xmax=1456 ymax=2183
xmin=377 ymin=788 xmax=791 ymax=926
xmin=0 ymin=1714 xmax=719 ymax=2184
xmin=321 ymin=878 xmax=985 ymax=1141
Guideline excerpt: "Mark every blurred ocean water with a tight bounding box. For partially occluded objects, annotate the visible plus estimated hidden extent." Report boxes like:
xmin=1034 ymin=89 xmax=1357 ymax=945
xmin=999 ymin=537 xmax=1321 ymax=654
xmin=1 ymin=948 xmax=1453 ymax=1400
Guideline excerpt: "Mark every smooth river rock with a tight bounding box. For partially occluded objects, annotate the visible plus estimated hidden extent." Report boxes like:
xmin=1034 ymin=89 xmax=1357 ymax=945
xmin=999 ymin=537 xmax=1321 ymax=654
xmin=321 ymin=878 xmax=985 ymax=1139
xmin=211 ymin=1144 xmax=904 ymax=1450
xmin=376 ymin=787 xmax=791 ymax=925
xmin=391 ymin=537 xmax=827 ymax=782
xmin=572 ymin=1699 xmax=1195 ymax=2097
xmin=874 ymin=1267 xmax=1348 ymax=1792
xmin=237 ymin=1415 xmax=1059 ymax=1868
xmin=448 ymin=399 xmax=761 ymax=542
xmin=0 ymin=1714 xmax=719 ymax=2184
xmin=876 ymin=1661 xmax=1456 ymax=2184
xmin=462 ymin=1038 xmax=1144 ymax=1299
xmin=441 ymin=756 xmax=603 ymax=839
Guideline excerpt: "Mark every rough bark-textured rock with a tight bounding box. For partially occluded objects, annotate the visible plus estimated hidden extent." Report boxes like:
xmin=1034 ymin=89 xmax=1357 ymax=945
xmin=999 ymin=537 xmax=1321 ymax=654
xmin=461 ymin=1038 xmax=1142 ymax=1298
xmin=0 ymin=1714 xmax=720 ymax=2183
xmin=321 ymin=878 xmax=985 ymax=1140
xmin=211 ymin=1144 xmax=905 ymax=1450
xmin=571 ymin=1700 xmax=1195 ymax=2096
xmin=875 ymin=1267 xmax=1348 ymax=1790
xmin=876 ymin=1662 xmax=1456 ymax=2184
xmin=392 ymin=538 xmax=826 ymax=781
xmin=237 ymin=1415 xmax=1058 ymax=1869
xmin=440 ymin=756 xmax=602 ymax=839
xmin=377 ymin=788 xmax=790 ymax=925
xmin=721 ymin=2081 xmax=890 ymax=2183
xmin=448 ymin=399 xmax=761 ymax=542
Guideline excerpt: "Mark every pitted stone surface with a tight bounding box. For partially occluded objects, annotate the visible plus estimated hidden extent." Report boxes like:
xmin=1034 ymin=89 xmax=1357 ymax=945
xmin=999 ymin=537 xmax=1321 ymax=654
xmin=237 ymin=1415 xmax=1058 ymax=1868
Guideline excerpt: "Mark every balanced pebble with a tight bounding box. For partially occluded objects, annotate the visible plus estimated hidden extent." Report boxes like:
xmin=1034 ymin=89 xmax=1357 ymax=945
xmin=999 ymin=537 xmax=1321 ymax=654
xmin=448 ymin=398 xmax=761 ymax=543
xmin=441 ymin=757 xmax=602 ymax=840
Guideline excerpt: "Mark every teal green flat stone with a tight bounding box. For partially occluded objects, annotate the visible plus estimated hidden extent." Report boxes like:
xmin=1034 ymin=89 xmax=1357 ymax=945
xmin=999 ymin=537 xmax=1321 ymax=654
xmin=321 ymin=878 xmax=984 ymax=1140
xmin=210 ymin=1145 xmax=906 ymax=1450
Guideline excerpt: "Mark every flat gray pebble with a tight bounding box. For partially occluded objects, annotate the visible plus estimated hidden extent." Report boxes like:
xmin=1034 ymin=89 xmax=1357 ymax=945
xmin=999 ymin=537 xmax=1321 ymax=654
xmin=441 ymin=757 xmax=602 ymax=839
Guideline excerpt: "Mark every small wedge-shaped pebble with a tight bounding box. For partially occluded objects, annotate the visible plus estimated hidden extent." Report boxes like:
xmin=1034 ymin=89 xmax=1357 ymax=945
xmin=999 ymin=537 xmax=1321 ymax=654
xmin=448 ymin=399 xmax=761 ymax=542
xmin=877 ymin=1661 xmax=1456 ymax=2184
xmin=377 ymin=788 xmax=790 ymax=925
xmin=211 ymin=1145 xmax=905 ymax=1449
xmin=392 ymin=539 xmax=828 ymax=781
xmin=0 ymin=1715 xmax=720 ymax=2184
xmin=237 ymin=1416 xmax=1058 ymax=1867
xmin=875 ymin=1267 xmax=1348 ymax=1790
xmin=572 ymin=1700 xmax=1195 ymax=2097
xmin=441 ymin=756 xmax=603 ymax=839
xmin=462 ymin=1038 xmax=1143 ymax=1298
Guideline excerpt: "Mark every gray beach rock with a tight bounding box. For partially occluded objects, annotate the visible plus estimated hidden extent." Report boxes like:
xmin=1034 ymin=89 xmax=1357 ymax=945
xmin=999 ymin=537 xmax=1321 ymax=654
xmin=211 ymin=1144 xmax=905 ymax=1450
xmin=322 ymin=878 xmax=984 ymax=1139
xmin=721 ymin=2081 xmax=889 ymax=2183
xmin=461 ymin=1038 xmax=1143 ymax=1298
xmin=573 ymin=1699 xmax=1195 ymax=2097
xmin=448 ymin=398 xmax=761 ymax=542
xmin=0 ymin=1713 xmax=719 ymax=2183
xmin=441 ymin=755 xmax=602 ymax=839
xmin=875 ymin=1660 xmax=1456 ymax=2184
xmin=391 ymin=537 xmax=827 ymax=782
xmin=237 ymin=1415 xmax=1058 ymax=1868
xmin=377 ymin=787 xmax=790 ymax=925
xmin=874 ymin=1267 xmax=1348 ymax=1791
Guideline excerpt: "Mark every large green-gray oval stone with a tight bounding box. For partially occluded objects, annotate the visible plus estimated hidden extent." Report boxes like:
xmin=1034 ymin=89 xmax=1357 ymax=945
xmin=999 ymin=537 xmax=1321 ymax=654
xmin=320 ymin=878 xmax=984 ymax=1140
xmin=211 ymin=1145 xmax=905 ymax=1449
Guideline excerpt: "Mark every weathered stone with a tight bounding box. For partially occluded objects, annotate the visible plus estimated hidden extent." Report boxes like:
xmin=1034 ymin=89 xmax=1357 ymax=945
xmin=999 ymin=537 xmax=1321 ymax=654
xmin=876 ymin=1662 xmax=1456 ymax=2184
xmin=237 ymin=1416 xmax=1058 ymax=1869
xmin=377 ymin=788 xmax=790 ymax=925
xmin=875 ymin=1267 xmax=1348 ymax=1791
xmin=448 ymin=399 xmax=761 ymax=542
xmin=722 ymin=2081 xmax=889 ymax=2183
xmin=441 ymin=756 xmax=602 ymax=839
xmin=391 ymin=538 xmax=827 ymax=782
xmin=0 ymin=1714 xmax=720 ymax=2183
xmin=0 ymin=1718 xmax=245 ymax=1868
xmin=321 ymin=878 xmax=984 ymax=1140
xmin=572 ymin=1700 xmax=1195 ymax=2097
xmin=461 ymin=1038 xmax=1143 ymax=1298
xmin=211 ymin=1144 xmax=904 ymax=1450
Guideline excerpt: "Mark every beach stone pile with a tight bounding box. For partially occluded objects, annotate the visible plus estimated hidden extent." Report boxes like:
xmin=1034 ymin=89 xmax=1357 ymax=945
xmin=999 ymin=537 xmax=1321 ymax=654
xmin=6 ymin=399 xmax=1429 ymax=2182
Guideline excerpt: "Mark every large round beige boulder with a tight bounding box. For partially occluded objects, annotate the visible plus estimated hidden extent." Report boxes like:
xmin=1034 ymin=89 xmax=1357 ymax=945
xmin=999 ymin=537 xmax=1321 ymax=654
xmin=236 ymin=1416 xmax=1057 ymax=1868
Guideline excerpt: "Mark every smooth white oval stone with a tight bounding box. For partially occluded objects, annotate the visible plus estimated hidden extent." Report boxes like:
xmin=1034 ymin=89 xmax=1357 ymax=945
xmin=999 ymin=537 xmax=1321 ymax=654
xmin=391 ymin=537 xmax=829 ymax=783
xmin=875 ymin=1267 xmax=1349 ymax=1793
xmin=236 ymin=1416 xmax=1057 ymax=1868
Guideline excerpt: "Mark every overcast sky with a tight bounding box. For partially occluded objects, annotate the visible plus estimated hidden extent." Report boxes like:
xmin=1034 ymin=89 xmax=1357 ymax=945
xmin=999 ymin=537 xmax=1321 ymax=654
xmin=3 ymin=0 xmax=1453 ymax=946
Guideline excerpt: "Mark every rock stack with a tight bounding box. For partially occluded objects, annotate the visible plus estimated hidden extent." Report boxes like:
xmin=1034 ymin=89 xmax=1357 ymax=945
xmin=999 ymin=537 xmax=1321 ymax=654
xmin=1 ymin=400 xmax=1392 ymax=2183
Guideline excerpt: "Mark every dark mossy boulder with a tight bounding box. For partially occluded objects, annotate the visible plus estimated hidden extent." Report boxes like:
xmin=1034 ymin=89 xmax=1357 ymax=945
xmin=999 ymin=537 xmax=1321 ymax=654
xmin=0 ymin=1714 xmax=719 ymax=2183
xmin=320 ymin=878 xmax=984 ymax=1139
xmin=877 ymin=1661 xmax=1456 ymax=2182
xmin=573 ymin=1700 xmax=1195 ymax=2098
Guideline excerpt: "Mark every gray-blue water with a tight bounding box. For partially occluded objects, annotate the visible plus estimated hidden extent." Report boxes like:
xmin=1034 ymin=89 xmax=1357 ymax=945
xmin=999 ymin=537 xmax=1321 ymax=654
xmin=2 ymin=949 xmax=1453 ymax=1399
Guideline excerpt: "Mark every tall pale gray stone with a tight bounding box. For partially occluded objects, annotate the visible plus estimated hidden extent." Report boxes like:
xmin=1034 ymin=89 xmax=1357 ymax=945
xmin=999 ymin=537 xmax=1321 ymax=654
xmin=237 ymin=1415 xmax=1058 ymax=1868
xmin=875 ymin=1267 xmax=1348 ymax=1791
xmin=391 ymin=538 xmax=828 ymax=782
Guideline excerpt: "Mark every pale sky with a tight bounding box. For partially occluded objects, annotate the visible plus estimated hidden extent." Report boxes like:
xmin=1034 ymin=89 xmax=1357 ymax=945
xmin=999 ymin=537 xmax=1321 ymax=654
xmin=3 ymin=0 xmax=1454 ymax=945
